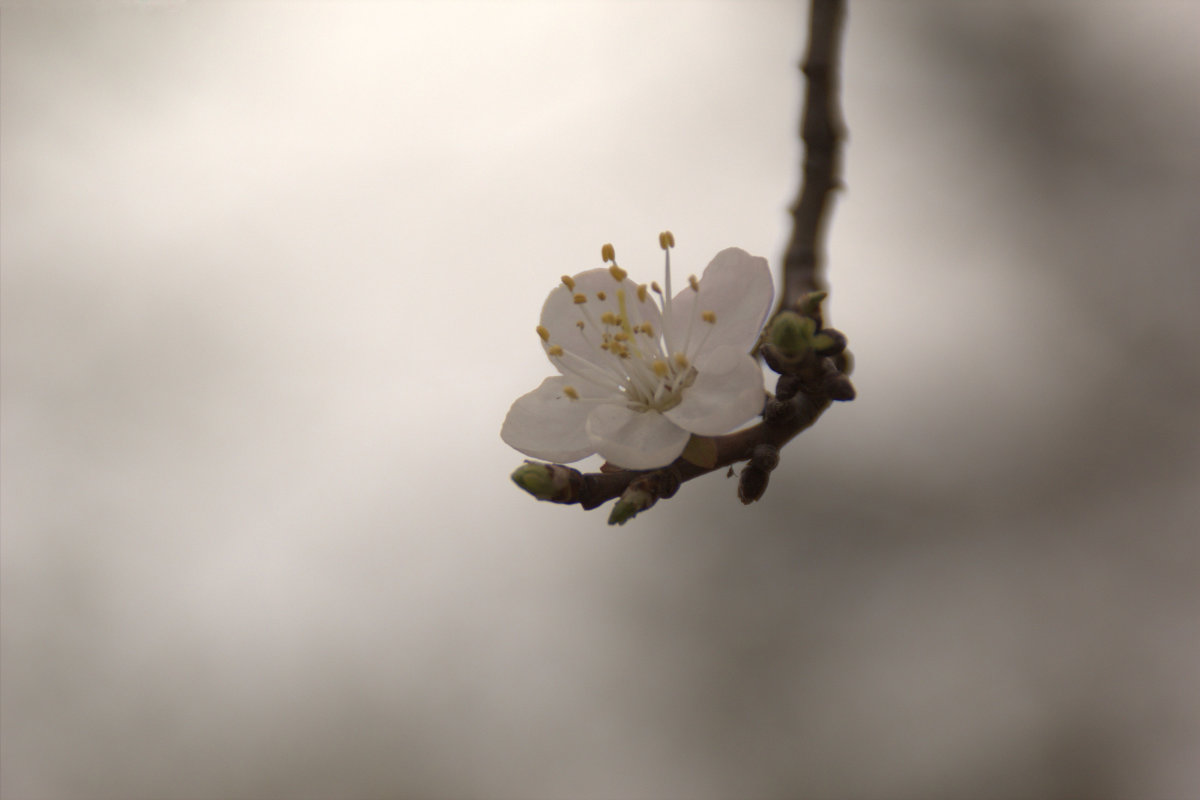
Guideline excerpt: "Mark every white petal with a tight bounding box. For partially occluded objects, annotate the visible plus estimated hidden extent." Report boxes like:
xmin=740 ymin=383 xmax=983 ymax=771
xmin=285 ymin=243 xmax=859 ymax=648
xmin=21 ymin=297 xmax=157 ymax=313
xmin=539 ymin=268 xmax=664 ymax=371
xmin=585 ymin=404 xmax=691 ymax=470
xmin=665 ymin=247 xmax=774 ymax=356
xmin=501 ymin=377 xmax=597 ymax=463
xmin=664 ymin=346 xmax=766 ymax=436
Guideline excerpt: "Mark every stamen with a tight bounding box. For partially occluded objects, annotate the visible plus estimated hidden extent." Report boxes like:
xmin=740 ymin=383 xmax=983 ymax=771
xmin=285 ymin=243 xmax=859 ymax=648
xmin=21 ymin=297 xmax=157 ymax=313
xmin=609 ymin=264 xmax=628 ymax=282
xmin=651 ymin=281 xmax=663 ymax=296
xmin=576 ymin=320 xmax=585 ymax=329
xmin=573 ymin=293 xmax=587 ymax=304
xmin=596 ymin=291 xmax=607 ymax=301
xmin=651 ymin=360 xmax=669 ymax=378
xmin=547 ymin=345 xmax=564 ymax=356
xmin=688 ymin=275 xmax=699 ymax=291
xmin=601 ymin=243 xmax=616 ymax=263
xmin=637 ymin=284 xmax=649 ymax=303
xmin=551 ymin=343 xmax=629 ymax=394
xmin=663 ymin=246 xmax=673 ymax=308
xmin=686 ymin=311 xmax=719 ymax=361
xmin=674 ymin=353 xmax=689 ymax=369
xmin=536 ymin=325 xmax=550 ymax=342
xmin=561 ymin=275 xmax=576 ymax=291
xmin=563 ymin=386 xmax=580 ymax=400
xmin=659 ymin=230 xmax=675 ymax=249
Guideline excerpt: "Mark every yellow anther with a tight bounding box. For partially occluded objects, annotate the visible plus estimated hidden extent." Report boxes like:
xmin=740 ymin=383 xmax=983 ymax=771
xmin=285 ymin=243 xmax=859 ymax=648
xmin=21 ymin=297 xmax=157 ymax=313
xmin=563 ymin=385 xmax=580 ymax=400
xmin=651 ymin=281 xmax=663 ymax=295
xmin=547 ymin=345 xmax=564 ymax=356
xmin=614 ymin=332 xmax=630 ymax=342
xmin=651 ymin=359 xmax=669 ymax=377
xmin=573 ymin=293 xmax=587 ymax=304
xmin=688 ymin=275 xmax=699 ymax=291
xmin=637 ymin=284 xmax=649 ymax=303
xmin=576 ymin=320 xmax=585 ymax=329
xmin=601 ymin=243 xmax=616 ymax=263
xmin=536 ymin=325 xmax=550 ymax=342
xmin=640 ymin=323 xmax=655 ymax=337
xmin=596 ymin=291 xmax=607 ymax=301
xmin=600 ymin=311 xmax=619 ymax=326
xmin=659 ymin=231 xmax=675 ymax=249
xmin=608 ymin=264 xmax=628 ymax=283
xmin=701 ymin=310 xmax=717 ymax=324
xmin=674 ymin=353 xmax=689 ymax=369
xmin=561 ymin=275 xmax=576 ymax=291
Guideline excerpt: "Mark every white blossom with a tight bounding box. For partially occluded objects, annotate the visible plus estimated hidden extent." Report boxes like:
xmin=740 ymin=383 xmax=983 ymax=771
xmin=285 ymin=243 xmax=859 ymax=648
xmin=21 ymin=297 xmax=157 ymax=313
xmin=501 ymin=237 xmax=774 ymax=470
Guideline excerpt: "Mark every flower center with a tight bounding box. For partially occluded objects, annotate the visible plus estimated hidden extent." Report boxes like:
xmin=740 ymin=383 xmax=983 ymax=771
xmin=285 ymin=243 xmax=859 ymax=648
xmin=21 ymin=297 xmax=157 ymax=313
xmin=539 ymin=233 xmax=718 ymax=414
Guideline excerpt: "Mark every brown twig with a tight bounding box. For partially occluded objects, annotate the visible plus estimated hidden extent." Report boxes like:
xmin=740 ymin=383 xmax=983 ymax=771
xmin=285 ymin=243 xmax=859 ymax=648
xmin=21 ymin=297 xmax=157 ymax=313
xmin=780 ymin=0 xmax=848 ymax=318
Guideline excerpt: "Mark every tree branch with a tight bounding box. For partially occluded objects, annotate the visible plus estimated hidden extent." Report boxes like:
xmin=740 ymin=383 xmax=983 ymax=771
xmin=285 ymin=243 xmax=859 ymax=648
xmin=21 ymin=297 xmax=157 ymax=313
xmin=780 ymin=0 xmax=848 ymax=318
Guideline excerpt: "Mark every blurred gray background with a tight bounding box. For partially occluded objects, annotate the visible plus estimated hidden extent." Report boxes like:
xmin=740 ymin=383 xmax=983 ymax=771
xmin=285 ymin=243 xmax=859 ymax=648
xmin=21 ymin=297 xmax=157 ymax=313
xmin=2 ymin=2 xmax=1197 ymax=798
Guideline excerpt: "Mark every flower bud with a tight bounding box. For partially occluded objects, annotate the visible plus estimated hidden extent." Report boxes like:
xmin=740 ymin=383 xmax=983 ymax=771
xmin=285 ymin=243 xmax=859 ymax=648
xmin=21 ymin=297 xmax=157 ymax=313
xmin=768 ymin=311 xmax=816 ymax=358
xmin=738 ymin=464 xmax=770 ymax=504
xmin=824 ymin=373 xmax=857 ymax=402
xmin=811 ymin=328 xmax=847 ymax=357
xmin=511 ymin=462 xmax=558 ymax=500
xmin=609 ymin=487 xmax=655 ymax=526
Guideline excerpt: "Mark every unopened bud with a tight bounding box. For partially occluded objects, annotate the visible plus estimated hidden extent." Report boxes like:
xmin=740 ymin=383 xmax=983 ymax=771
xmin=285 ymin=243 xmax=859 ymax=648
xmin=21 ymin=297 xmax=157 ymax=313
xmin=812 ymin=328 xmax=847 ymax=357
xmin=511 ymin=462 xmax=558 ymax=500
xmin=609 ymin=487 xmax=655 ymax=526
xmin=825 ymin=373 xmax=857 ymax=402
xmin=769 ymin=311 xmax=816 ymax=358
xmin=738 ymin=465 xmax=770 ymax=504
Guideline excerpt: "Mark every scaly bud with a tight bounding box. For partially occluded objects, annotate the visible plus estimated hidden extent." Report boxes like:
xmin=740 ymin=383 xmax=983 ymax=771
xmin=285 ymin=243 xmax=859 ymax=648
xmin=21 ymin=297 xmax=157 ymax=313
xmin=609 ymin=486 xmax=655 ymax=526
xmin=511 ymin=462 xmax=558 ymax=500
xmin=768 ymin=311 xmax=816 ymax=358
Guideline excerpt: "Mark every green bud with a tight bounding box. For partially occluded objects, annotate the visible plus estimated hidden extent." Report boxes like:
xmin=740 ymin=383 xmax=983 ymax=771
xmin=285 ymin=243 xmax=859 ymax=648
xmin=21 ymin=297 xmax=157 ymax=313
xmin=769 ymin=311 xmax=816 ymax=358
xmin=608 ymin=487 xmax=654 ymax=526
xmin=812 ymin=327 xmax=846 ymax=356
xmin=511 ymin=462 xmax=557 ymax=500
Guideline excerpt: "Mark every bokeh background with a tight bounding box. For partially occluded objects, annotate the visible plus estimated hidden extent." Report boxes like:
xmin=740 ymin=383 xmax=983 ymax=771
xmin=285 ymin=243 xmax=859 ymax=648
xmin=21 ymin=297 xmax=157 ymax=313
xmin=3 ymin=2 xmax=1198 ymax=798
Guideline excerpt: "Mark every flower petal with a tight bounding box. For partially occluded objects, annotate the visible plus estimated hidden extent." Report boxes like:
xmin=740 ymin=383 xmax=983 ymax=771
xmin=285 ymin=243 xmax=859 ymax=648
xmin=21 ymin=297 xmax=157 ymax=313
xmin=500 ymin=377 xmax=596 ymax=463
xmin=539 ymin=268 xmax=664 ymax=374
xmin=665 ymin=247 xmax=774 ymax=357
xmin=585 ymin=405 xmax=691 ymax=470
xmin=664 ymin=346 xmax=765 ymax=435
